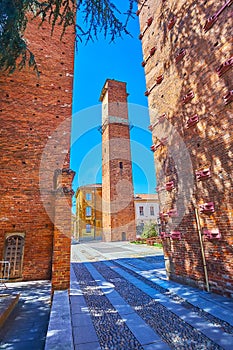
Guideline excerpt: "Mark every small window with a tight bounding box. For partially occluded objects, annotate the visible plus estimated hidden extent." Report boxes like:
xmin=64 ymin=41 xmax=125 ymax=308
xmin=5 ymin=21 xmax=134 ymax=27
xmin=86 ymin=193 xmax=91 ymax=201
xmin=86 ymin=224 xmax=91 ymax=233
xmin=139 ymin=206 xmax=144 ymax=216
xmin=150 ymin=206 xmax=155 ymax=216
xmin=86 ymin=206 xmax=92 ymax=217
xmin=119 ymin=162 xmax=123 ymax=170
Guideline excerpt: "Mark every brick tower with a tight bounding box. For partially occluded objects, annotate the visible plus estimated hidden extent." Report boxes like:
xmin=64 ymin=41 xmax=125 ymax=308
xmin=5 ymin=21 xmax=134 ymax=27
xmin=0 ymin=15 xmax=75 ymax=291
xmin=100 ymin=79 xmax=136 ymax=242
xmin=138 ymin=0 xmax=233 ymax=297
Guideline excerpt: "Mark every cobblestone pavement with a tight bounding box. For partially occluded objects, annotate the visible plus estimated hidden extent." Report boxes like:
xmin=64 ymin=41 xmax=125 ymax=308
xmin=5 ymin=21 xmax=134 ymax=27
xmin=71 ymin=241 xmax=233 ymax=350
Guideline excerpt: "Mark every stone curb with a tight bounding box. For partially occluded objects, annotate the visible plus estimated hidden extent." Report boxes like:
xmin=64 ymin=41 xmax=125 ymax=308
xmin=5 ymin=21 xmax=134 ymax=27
xmin=45 ymin=290 xmax=74 ymax=350
xmin=0 ymin=293 xmax=20 ymax=328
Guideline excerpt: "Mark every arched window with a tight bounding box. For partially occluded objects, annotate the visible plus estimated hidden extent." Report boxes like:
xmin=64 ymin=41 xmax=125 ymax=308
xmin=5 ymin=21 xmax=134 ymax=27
xmin=4 ymin=233 xmax=25 ymax=279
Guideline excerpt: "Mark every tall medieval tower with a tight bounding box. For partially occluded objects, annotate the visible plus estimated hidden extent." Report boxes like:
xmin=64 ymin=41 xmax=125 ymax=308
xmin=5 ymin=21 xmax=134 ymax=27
xmin=0 ymin=15 xmax=75 ymax=291
xmin=100 ymin=79 xmax=136 ymax=242
xmin=138 ymin=0 xmax=232 ymax=297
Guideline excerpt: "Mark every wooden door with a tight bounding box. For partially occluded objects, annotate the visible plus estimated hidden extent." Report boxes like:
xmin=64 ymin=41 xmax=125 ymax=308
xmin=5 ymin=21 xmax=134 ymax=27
xmin=4 ymin=235 xmax=24 ymax=279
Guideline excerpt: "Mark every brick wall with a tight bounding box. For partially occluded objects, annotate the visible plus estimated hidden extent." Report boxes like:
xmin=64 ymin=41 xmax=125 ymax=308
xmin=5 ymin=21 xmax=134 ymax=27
xmin=101 ymin=80 xmax=136 ymax=242
xmin=138 ymin=0 xmax=233 ymax=297
xmin=0 ymin=16 xmax=75 ymax=290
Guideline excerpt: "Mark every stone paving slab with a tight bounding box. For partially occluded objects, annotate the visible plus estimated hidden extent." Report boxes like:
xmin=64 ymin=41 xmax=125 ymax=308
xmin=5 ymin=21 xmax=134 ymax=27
xmin=70 ymin=265 xmax=101 ymax=349
xmin=104 ymin=260 xmax=233 ymax=350
xmin=115 ymin=258 xmax=233 ymax=326
xmin=142 ymin=342 xmax=172 ymax=350
xmin=71 ymin=241 xmax=233 ymax=349
xmin=75 ymin=341 xmax=102 ymax=350
xmin=70 ymin=296 xmax=90 ymax=315
xmin=73 ymin=324 xmax=99 ymax=345
xmin=85 ymin=262 xmax=170 ymax=349
xmin=72 ymin=313 xmax=95 ymax=327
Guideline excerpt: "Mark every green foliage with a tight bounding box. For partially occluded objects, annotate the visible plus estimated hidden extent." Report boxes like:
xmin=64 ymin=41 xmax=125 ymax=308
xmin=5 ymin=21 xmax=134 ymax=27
xmin=141 ymin=223 xmax=159 ymax=239
xmin=0 ymin=0 xmax=137 ymax=74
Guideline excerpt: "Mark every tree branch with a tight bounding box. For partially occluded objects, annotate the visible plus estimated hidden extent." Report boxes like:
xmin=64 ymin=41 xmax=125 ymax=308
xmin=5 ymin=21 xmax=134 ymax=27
xmin=0 ymin=0 xmax=138 ymax=74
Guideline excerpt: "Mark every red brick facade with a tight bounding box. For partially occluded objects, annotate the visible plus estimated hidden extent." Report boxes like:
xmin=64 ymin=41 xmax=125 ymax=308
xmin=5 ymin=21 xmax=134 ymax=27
xmin=0 ymin=16 xmax=75 ymax=290
xmin=138 ymin=0 xmax=233 ymax=297
xmin=100 ymin=80 xmax=136 ymax=242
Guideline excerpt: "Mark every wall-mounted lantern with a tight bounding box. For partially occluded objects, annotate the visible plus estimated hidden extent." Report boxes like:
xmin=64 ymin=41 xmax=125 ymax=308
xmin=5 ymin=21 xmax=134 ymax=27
xmin=165 ymin=181 xmax=174 ymax=191
xmin=223 ymin=90 xmax=233 ymax=105
xmin=159 ymin=212 xmax=169 ymax=220
xmin=175 ymin=49 xmax=186 ymax=64
xmin=203 ymin=228 xmax=221 ymax=240
xmin=195 ymin=168 xmax=211 ymax=181
xmin=136 ymin=0 xmax=148 ymax=16
xmin=148 ymin=113 xmax=167 ymax=131
xmin=216 ymin=57 xmax=233 ymax=77
xmin=170 ymin=231 xmax=181 ymax=240
xmin=186 ymin=114 xmax=199 ymax=128
xmin=167 ymin=16 xmax=177 ymax=30
xmin=160 ymin=231 xmax=171 ymax=239
xmin=160 ymin=232 xmax=166 ymax=239
xmin=150 ymin=47 xmax=157 ymax=56
xmin=182 ymin=91 xmax=195 ymax=104
xmin=138 ymin=17 xmax=154 ymax=40
xmin=147 ymin=17 xmax=153 ymax=26
xmin=156 ymin=74 xmax=164 ymax=84
xmin=204 ymin=15 xmax=217 ymax=32
xmin=199 ymin=202 xmax=215 ymax=214
xmin=167 ymin=208 xmax=178 ymax=217
xmin=204 ymin=0 xmax=233 ymax=32
xmin=141 ymin=47 xmax=157 ymax=67
xmin=150 ymin=143 xmax=161 ymax=152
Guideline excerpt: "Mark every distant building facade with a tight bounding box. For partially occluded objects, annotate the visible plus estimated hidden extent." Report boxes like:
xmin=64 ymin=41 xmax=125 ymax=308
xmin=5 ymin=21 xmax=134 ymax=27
xmin=75 ymin=184 xmax=102 ymax=241
xmin=71 ymin=214 xmax=77 ymax=239
xmin=75 ymin=187 xmax=159 ymax=241
xmin=134 ymin=194 xmax=160 ymax=235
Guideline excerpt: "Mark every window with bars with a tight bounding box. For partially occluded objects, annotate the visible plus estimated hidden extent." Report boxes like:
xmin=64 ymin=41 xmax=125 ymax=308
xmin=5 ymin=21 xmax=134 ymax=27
xmin=139 ymin=206 xmax=144 ymax=216
xmin=150 ymin=206 xmax=155 ymax=216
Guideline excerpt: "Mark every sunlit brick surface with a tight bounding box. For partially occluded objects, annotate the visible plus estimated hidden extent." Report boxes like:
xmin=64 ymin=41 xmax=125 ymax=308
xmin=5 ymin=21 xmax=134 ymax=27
xmin=138 ymin=0 xmax=233 ymax=297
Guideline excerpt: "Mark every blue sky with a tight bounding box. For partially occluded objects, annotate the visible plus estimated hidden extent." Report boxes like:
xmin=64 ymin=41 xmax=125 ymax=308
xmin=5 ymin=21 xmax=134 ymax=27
xmin=70 ymin=3 xmax=156 ymax=201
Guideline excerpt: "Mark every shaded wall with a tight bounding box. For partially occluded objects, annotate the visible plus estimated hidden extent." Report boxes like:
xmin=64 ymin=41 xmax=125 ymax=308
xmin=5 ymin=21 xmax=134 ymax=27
xmin=0 ymin=16 xmax=75 ymax=290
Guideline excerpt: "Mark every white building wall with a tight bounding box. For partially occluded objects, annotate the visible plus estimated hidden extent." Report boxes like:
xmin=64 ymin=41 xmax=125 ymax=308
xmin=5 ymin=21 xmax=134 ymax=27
xmin=135 ymin=201 xmax=160 ymax=223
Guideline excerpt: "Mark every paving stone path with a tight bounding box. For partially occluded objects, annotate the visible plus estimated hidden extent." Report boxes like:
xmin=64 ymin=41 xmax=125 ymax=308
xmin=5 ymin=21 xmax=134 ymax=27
xmin=71 ymin=241 xmax=233 ymax=350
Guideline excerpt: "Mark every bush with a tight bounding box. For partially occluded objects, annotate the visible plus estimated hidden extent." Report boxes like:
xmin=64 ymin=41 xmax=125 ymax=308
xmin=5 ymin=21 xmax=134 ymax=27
xmin=141 ymin=223 xmax=158 ymax=239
